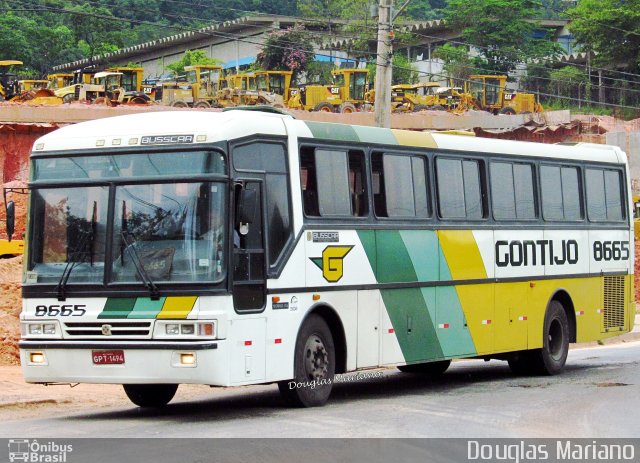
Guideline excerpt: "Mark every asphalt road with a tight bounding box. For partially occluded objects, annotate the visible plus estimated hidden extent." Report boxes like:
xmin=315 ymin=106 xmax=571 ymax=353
xmin=2 ymin=341 xmax=639 ymax=439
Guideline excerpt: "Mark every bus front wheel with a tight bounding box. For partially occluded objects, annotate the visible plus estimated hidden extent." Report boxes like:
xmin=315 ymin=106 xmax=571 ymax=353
xmin=123 ymin=384 xmax=178 ymax=408
xmin=278 ymin=314 xmax=335 ymax=407
xmin=532 ymin=300 xmax=569 ymax=375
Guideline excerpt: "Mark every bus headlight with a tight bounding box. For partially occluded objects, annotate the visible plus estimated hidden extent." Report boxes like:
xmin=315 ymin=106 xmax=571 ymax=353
xmin=158 ymin=321 xmax=216 ymax=338
xmin=28 ymin=324 xmax=43 ymax=335
xmin=165 ymin=324 xmax=180 ymax=335
xmin=22 ymin=321 xmax=60 ymax=338
xmin=180 ymin=324 xmax=195 ymax=335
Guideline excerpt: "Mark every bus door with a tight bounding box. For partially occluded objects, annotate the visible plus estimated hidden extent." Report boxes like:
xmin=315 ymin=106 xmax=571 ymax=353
xmin=232 ymin=180 xmax=266 ymax=311
xmin=230 ymin=180 xmax=267 ymax=384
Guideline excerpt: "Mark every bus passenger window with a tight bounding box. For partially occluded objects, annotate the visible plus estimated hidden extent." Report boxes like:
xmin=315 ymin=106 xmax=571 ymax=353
xmin=437 ymin=158 xmax=484 ymax=219
xmin=586 ymin=168 xmax=624 ymax=222
xmin=490 ymin=162 xmax=535 ymax=220
xmin=300 ymin=147 xmax=367 ymax=217
xmin=371 ymin=153 xmax=429 ymax=218
xmin=541 ymin=165 xmax=583 ymax=221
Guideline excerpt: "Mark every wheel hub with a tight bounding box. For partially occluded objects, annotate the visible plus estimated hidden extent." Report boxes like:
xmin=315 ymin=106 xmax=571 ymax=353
xmin=304 ymin=335 xmax=328 ymax=380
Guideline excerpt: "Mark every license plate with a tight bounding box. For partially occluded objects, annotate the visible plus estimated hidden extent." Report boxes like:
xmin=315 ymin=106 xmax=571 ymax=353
xmin=92 ymin=350 xmax=125 ymax=365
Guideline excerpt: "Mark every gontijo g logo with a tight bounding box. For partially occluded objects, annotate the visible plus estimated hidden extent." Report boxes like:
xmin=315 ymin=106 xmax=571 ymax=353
xmin=310 ymin=245 xmax=354 ymax=283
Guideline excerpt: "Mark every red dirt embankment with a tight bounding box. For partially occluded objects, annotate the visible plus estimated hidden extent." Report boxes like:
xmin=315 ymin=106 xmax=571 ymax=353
xmin=0 ymin=255 xmax=22 ymax=365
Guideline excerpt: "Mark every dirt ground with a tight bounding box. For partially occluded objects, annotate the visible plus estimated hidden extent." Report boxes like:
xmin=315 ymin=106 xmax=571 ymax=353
xmin=0 ymin=255 xmax=23 ymax=366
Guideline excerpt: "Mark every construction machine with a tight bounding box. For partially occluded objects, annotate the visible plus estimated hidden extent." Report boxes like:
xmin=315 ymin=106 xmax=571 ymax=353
xmin=9 ymin=80 xmax=63 ymax=104
xmin=1 ymin=182 xmax=27 ymax=258
xmin=288 ymin=69 xmax=370 ymax=113
xmin=390 ymin=82 xmax=462 ymax=112
xmin=54 ymin=67 xmax=98 ymax=103
xmin=254 ymin=70 xmax=293 ymax=106
xmin=47 ymin=73 xmax=73 ymax=91
xmin=155 ymin=65 xmax=222 ymax=108
xmin=460 ymin=75 xmax=543 ymax=114
xmin=91 ymin=69 xmax=151 ymax=105
xmin=0 ymin=60 xmax=23 ymax=101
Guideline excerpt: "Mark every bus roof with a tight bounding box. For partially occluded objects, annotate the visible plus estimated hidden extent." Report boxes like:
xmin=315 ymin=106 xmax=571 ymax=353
xmin=32 ymin=111 xmax=626 ymax=165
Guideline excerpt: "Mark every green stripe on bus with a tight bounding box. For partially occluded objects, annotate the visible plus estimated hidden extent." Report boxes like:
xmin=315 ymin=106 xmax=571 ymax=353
xmin=357 ymin=230 xmax=377 ymax=275
xmin=381 ymin=288 xmax=444 ymax=362
xmin=304 ymin=121 xmax=360 ymax=142
xmin=127 ymin=297 xmax=167 ymax=319
xmin=375 ymin=230 xmax=418 ymax=283
xmin=399 ymin=230 xmax=476 ymax=357
xmin=398 ymin=230 xmax=439 ymax=281
xmin=351 ymin=125 xmax=397 ymax=145
xmin=98 ymin=298 xmax=137 ymax=319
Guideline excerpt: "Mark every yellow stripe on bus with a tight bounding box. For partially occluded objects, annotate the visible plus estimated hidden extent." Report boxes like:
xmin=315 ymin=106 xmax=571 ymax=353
xmin=438 ymin=230 xmax=493 ymax=353
xmin=391 ymin=130 xmax=437 ymax=148
xmin=156 ymin=296 xmax=198 ymax=319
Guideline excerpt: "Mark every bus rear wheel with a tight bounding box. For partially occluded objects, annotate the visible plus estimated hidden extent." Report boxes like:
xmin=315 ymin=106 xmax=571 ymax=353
xmin=123 ymin=384 xmax=178 ymax=408
xmin=531 ymin=300 xmax=569 ymax=375
xmin=278 ymin=314 xmax=335 ymax=407
xmin=397 ymin=360 xmax=451 ymax=376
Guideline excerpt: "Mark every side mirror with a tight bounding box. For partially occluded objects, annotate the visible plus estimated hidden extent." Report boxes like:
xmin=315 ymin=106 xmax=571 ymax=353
xmin=236 ymin=187 xmax=257 ymax=225
xmin=6 ymin=200 xmax=15 ymax=242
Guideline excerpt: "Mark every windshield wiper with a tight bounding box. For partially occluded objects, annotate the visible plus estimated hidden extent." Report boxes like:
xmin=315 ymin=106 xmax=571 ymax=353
xmin=55 ymin=229 xmax=94 ymax=301
xmin=121 ymin=230 xmax=160 ymax=300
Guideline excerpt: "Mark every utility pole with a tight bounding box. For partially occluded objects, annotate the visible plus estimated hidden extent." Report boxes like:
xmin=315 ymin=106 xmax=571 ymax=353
xmin=374 ymin=0 xmax=393 ymax=128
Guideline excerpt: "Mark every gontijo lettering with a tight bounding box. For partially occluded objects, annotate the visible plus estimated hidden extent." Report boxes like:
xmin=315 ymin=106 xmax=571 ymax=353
xmin=495 ymin=239 xmax=579 ymax=267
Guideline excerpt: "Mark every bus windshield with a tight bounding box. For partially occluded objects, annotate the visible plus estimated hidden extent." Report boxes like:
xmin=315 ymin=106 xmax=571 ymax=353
xmin=28 ymin=151 xmax=228 ymax=286
xmin=29 ymin=182 xmax=226 ymax=285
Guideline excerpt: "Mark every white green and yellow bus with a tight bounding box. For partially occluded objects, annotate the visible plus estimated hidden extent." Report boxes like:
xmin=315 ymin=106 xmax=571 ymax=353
xmin=18 ymin=110 xmax=635 ymax=408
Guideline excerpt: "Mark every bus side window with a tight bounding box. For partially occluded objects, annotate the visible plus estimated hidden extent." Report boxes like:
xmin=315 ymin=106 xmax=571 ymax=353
xmin=372 ymin=152 xmax=429 ymax=218
xmin=300 ymin=149 xmax=320 ymax=216
xmin=300 ymin=147 xmax=367 ymax=218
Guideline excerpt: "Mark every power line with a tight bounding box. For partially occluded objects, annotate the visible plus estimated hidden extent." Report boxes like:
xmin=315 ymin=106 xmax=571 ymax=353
xmin=5 ymin=0 xmax=639 ymax=110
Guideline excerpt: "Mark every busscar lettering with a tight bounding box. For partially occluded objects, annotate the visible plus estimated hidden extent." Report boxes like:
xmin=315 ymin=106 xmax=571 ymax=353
xmin=140 ymin=134 xmax=194 ymax=145
xmin=495 ymin=239 xmax=579 ymax=267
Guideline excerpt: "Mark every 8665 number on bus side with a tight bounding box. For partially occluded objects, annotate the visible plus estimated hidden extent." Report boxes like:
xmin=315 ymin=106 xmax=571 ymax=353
xmin=593 ymin=240 xmax=630 ymax=261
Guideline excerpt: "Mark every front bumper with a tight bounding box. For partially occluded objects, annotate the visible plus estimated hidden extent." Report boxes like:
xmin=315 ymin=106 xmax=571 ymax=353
xmin=19 ymin=339 xmax=230 ymax=386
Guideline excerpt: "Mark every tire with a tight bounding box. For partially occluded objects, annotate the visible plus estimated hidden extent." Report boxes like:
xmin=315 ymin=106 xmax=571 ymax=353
xmin=413 ymin=104 xmax=429 ymax=112
xmin=128 ymin=96 xmax=148 ymax=105
xmin=430 ymin=105 xmax=446 ymax=111
xmin=313 ymin=102 xmax=334 ymax=113
xmin=123 ymin=384 xmax=178 ymax=408
xmin=339 ymin=102 xmax=356 ymax=113
xmin=530 ymin=300 xmax=570 ymax=375
xmin=278 ymin=314 xmax=335 ymax=407
xmin=397 ymin=360 xmax=451 ymax=376
xmin=171 ymin=101 xmax=188 ymax=108
xmin=507 ymin=352 xmax=533 ymax=375
xmin=194 ymin=100 xmax=211 ymax=108
xmin=62 ymin=93 xmax=74 ymax=104
xmin=499 ymin=106 xmax=517 ymax=115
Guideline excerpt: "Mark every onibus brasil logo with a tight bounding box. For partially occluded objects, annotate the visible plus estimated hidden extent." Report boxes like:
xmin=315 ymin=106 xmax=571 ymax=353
xmin=8 ymin=439 xmax=73 ymax=462
xmin=310 ymin=245 xmax=354 ymax=282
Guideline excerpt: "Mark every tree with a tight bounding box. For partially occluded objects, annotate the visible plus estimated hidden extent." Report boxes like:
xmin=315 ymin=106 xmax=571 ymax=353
xmin=256 ymin=25 xmax=315 ymax=83
xmin=444 ymin=0 xmax=562 ymax=74
xmin=548 ymin=66 xmax=589 ymax=106
xmin=367 ymin=53 xmax=419 ymax=85
xmin=166 ymin=50 xmax=222 ymax=77
xmin=432 ymin=43 xmax=482 ymax=82
xmin=567 ymin=0 xmax=640 ymax=73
